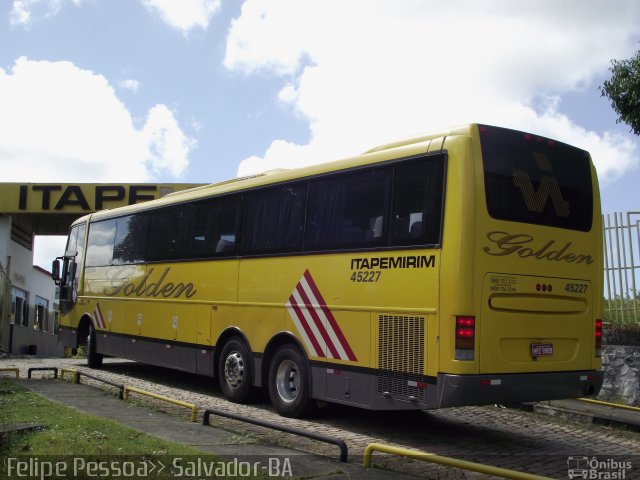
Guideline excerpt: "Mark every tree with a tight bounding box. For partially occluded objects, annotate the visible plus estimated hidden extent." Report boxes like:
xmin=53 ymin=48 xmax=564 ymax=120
xmin=601 ymin=49 xmax=640 ymax=135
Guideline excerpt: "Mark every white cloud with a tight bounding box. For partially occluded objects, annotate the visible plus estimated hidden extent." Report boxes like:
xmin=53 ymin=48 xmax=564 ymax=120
xmin=10 ymin=0 xmax=220 ymax=34
xmin=118 ymin=78 xmax=141 ymax=93
xmin=225 ymin=0 xmax=640 ymax=183
xmin=0 ymin=57 xmax=194 ymax=182
xmin=33 ymin=236 xmax=68 ymax=271
xmin=9 ymin=0 xmax=83 ymax=26
xmin=141 ymin=0 xmax=221 ymax=35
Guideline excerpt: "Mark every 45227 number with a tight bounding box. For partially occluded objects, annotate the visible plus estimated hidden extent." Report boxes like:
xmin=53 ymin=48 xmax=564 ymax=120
xmin=350 ymin=271 xmax=381 ymax=283
xmin=565 ymin=283 xmax=588 ymax=294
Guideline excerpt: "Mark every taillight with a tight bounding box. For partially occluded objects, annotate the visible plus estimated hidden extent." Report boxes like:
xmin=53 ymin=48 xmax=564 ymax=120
xmin=595 ymin=319 xmax=603 ymax=357
xmin=455 ymin=316 xmax=475 ymax=360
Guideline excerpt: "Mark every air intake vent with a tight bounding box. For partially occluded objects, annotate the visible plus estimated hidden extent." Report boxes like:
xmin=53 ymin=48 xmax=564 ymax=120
xmin=377 ymin=315 xmax=425 ymax=400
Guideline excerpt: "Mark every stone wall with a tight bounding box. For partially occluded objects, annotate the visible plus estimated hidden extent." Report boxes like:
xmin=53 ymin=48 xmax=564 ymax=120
xmin=599 ymin=344 xmax=640 ymax=406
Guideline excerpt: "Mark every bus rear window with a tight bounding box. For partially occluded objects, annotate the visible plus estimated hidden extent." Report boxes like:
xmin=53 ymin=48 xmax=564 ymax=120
xmin=480 ymin=124 xmax=593 ymax=232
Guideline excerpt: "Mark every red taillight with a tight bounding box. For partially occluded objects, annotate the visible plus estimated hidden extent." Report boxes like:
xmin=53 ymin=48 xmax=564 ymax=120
xmin=456 ymin=328 xmax=474 ymax=338
xmin=595 ymin=319 xmax=603 ymax=357
xmin=455 ymin=316 xmax=475 ymax=360
xmin=457 ymin=317 xmax=475 ymax=327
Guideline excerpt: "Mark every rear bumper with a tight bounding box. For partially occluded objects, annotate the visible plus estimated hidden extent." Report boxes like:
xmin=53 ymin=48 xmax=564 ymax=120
xmin=436 ymin=370 xmax=604 ymax=408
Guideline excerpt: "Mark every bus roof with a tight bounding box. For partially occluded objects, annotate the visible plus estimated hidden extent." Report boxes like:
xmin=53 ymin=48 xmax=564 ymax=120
xmin=75 ymin=123 xmax=478 ymax=225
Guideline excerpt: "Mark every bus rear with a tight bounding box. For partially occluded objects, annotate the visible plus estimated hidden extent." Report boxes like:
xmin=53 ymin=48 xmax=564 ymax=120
xmin=436 ymin=124 xmax=603 ymax=407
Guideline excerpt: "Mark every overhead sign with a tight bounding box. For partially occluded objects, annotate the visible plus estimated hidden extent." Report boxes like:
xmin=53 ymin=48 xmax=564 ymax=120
xmin=0 ymin=183 xmax=204 ymax=214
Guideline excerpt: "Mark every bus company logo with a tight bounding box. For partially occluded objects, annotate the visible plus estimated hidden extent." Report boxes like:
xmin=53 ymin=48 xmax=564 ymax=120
xmin=104 ymin=267 xmax=197 ymax=299
xmin=483 ymin=231 xmax=593 ymax=265
xmin=567 ymin=456 xmax=632 ymax=479
xmin=286 ymin=270 xmax=357 ymax=361
xmin=513 ymin=152 xmax=570 ymax=218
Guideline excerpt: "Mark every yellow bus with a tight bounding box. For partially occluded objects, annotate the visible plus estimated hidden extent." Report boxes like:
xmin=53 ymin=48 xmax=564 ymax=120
xmin=53 ymin=124 xmax=604 ymax=417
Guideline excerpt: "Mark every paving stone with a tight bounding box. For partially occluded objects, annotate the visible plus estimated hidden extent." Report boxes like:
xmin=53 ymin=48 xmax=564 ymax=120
xmin=4 ymin=356 xmax=640 ymax=479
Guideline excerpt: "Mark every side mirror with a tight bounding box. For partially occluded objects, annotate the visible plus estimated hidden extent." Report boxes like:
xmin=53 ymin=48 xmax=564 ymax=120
xmin=51 ymin=259 xmax=61 ymax=284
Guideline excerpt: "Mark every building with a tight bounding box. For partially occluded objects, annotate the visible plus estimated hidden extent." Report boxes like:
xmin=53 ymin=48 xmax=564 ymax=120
xmin=0 ymin=183 xmax=203 ymax=356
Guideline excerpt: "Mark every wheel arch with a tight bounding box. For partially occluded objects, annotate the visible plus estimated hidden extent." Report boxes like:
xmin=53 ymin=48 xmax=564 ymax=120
xmin=76 ymin=314 xmax=94 ymax=347
xmin=213 ymin=327 xmax=253 ymax=379
xmin=261 ymin=331 xmax=307 ymax=388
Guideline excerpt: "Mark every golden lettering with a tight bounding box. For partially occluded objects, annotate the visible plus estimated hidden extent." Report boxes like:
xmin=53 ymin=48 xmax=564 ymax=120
xmin=483 ymin=231 xmax=593 ymax=264
xmin=104 ymin=267 xmax=197 ymax=298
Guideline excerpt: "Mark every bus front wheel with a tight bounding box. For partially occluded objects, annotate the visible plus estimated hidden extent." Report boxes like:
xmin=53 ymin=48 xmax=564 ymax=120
xmin=268 ymin=345 xmax=315 ymax=418
xmin=87 ymin=323 xmax=103 ymax=369
xmin=218 ymin=337 xmax=254 ymax=403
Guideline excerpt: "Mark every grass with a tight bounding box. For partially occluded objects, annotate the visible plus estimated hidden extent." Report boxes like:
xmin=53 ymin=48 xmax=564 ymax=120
xmin=0 ymin=379 xmax=204 ymax=457
xmin=0 ymin=380 xmax=275 ymax=479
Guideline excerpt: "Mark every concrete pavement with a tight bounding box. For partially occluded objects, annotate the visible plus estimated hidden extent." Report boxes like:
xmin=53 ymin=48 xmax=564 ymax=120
xmin=17 ymin=379 xmax=423 ymax=480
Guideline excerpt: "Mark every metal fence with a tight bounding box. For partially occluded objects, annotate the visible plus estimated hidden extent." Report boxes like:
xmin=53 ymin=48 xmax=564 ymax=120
xmin=603 ymin=212 xmax=640 ymax=324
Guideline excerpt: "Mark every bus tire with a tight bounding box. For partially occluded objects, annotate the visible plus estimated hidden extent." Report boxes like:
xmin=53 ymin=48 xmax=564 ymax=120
xmin=87 ymin=323 xmax=103 ymax=369
xmin=268 ymin=344 xmax=315 ymax=418
xmin=218 ymin=337 xmax=254 ymax=403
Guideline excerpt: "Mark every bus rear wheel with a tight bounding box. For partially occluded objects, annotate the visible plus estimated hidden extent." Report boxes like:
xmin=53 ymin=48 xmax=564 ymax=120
xmin=218 ymin=337 xmax=254 ymax=403
xmin=87 ymin=323 xmax=103 ymax=369
xmin=268 ymin=345 xmax=315 ymax=418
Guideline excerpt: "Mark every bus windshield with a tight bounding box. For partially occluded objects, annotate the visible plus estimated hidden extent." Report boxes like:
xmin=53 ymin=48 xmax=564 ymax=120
xmin=480 ymin=124 xmax=593 ymax=232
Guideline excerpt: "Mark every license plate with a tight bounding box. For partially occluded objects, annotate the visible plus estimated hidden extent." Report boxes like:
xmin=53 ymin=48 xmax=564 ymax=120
xmin=531 ymin=343 xmax=553 ymax=357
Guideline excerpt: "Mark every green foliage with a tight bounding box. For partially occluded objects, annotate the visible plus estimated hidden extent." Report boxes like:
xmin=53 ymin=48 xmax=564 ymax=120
xmin=72 ymin=344 xmax=87 ymax=358
xmin=601 ymin=49 xmax=640 ymax=135
xmin=604 ymin=293 xmax=640 ymax=326
xmin=0 ymin=380 xmax=203 ymax=457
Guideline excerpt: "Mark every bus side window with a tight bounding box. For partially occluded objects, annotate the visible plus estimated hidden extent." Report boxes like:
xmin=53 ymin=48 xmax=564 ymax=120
xmin=391 ymin=157 xmax=444 ymax=246
xmin=113 ymin=215 xmax=148 ymax=264
xmin=305 ymin=169 xmax=389 ymax=251
xmin=147 ymin=206 xmax=189 ymax=261
xmin=240 ymin=185 xmax=306 ymax=255
xmin=189 ymin=197 xmax=239 ymax=258
xmin=86 ymin=219 xmax=117 ymax=267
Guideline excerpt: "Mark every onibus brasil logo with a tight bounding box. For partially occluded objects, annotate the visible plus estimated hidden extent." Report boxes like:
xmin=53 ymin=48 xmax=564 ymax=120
xmin=567 ymin=456 xmax=632 ymax=479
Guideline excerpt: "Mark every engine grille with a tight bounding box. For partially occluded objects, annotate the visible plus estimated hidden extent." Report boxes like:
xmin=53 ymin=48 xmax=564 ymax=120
xmin=377 ymin=314 xmax=425 ymax=399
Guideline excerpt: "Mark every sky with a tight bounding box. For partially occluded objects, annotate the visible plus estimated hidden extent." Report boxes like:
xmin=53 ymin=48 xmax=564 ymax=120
xmin=1 ymin=0 xmax=639 ymax=269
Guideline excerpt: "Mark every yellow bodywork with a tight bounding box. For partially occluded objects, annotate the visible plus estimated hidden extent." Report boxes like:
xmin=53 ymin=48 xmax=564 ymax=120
xmin=60 ymin=123 xmax=602 ymax=390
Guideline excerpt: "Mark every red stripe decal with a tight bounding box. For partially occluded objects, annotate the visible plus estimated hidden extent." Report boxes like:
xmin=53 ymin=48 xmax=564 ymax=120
xmin=289 ymin=294 xmax=324 ymax=357
xmin=302 ymin=270 xmax=357 ymax=361
xmin=295 ymin=283 xmax=340 ymax=359
xmin=285 ymin=270 xmax=357 ymax=362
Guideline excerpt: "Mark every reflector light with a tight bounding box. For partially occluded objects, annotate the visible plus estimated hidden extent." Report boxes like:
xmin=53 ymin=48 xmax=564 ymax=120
xmin=480 ymin=379 xmax=501 ymax=386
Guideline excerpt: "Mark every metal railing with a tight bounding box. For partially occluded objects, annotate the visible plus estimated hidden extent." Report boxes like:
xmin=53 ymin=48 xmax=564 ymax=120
xmin=363 ymin=443 xmax=551 ymax=480
xmin=124 ymin=386 xmax=198 ymax=422
xmin=27 ymin=367 xmax=58 ymax=379
xmin=603 ymin=212 xmax=640 ymax=324
xmin=203 ymin=408 xmax=348 ymax=462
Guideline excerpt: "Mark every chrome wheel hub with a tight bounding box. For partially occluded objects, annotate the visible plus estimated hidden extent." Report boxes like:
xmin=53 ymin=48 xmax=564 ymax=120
xmin=224 ymin=352 xmax=245 ymax=389
xmin=275 ymin=359 xmax=300 ymax=404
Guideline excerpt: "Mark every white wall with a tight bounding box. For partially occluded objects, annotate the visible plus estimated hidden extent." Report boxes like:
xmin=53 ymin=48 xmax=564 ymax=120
xmin=8 ymin=238 xmax=57 ymax=326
